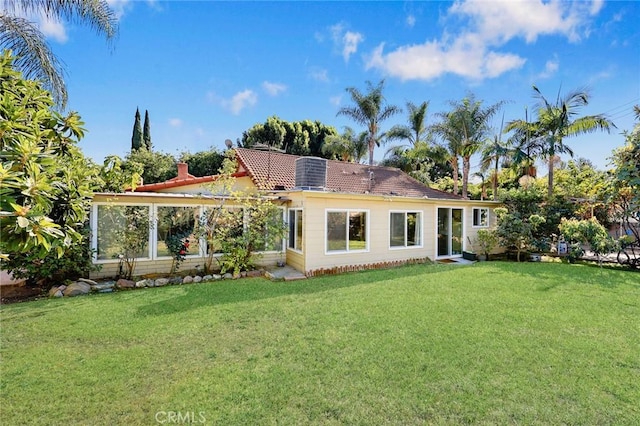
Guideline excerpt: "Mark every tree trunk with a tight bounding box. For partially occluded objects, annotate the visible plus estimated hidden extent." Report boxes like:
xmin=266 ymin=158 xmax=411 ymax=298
xmin=462 ymin=156 xmax=470 ymax=199
xmin=547 ymin=156 xmax=554 ymax=198
xmin=493 ymin=158 xmax=499 ymax=200
xmin=368 ymin=138 xmax=375 ymax=166
xmin=450 ymin=156 xmax=459 ymax=195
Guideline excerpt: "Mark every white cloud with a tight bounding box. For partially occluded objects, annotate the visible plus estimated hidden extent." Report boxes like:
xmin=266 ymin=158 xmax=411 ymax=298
xmin=329 ymin=22 xmax=364 ymax=62
xmin=168 ymin=118 xmax=183 ymax=127
xmin=367 ymin=0 xmax=602 ymax=82
xmin=309 ymin=67 xmax=329 ymax=83
xmin=537 ymin=58 xmax=559 ymax=79
xmin=406 ymin=14 xmax=416 ymax=28
xmin=106 ymin=0 xmax=132 ymax=20
xmin=221 ymin=89 xmax=258 ymax=115
xmin=329 ymin=95 xmax=342 ymax=107
xmin=262 ymin=81 xmax=287 ymax=96
xmin=38 ymin=14 xmax=67 ymax=43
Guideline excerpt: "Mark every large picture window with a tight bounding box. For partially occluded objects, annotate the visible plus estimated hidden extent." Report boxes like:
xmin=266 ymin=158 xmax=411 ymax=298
xmin=390 ymin=211 xmax=422 ymax=248
xmin=95 ymin=204 xmax=151 ymax=261
xmin=473 ymin=208 xmax=489 ymax=227
xmin=326 ymin=210 xmax=368 ymax=253
xmin=156 ymin=206 xmax=201 ymax=257
xmin=288 ymin=209 xmax=303 ymax=252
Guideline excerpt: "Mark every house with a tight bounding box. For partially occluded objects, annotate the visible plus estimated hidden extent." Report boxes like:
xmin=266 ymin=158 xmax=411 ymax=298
xmin=89 ymin=148 xmax=501 ymax=278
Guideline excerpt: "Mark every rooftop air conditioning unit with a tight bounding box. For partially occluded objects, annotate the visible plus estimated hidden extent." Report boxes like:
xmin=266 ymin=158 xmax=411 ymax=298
xmin=295 ymin=157 xmax=327 ymax=190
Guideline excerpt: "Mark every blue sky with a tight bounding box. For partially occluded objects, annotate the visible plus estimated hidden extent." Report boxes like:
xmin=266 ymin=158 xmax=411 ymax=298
xmin=43 ymin=0 xmax=639 ymax=172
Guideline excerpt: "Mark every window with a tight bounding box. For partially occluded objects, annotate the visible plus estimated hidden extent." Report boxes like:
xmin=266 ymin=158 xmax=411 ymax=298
xmin=156 ymin=206 xmax=201 ymax=258
xmin=252 ymin=207 xmax=285 ymax=252
xmin=473 ymin=208 xmax=489 ymax=227
xmin=390 ymin=211 xmax=422 ymax=248
xmin=288 ymin=209 xmax=303 ymax=252
xmin=95 ymin=204 xmax=151 ymax=261
xmin=326 ymin=210 xmax=368 ymax=253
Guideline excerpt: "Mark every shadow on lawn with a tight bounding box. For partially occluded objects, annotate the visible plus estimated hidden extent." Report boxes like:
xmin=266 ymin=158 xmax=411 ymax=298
xmin=135 ymin=263 xmax=454 ymax=317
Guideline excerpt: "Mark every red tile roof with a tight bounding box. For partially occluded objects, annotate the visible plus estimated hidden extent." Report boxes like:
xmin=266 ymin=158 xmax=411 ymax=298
xmin=235 ymin=148 xmax=462 ymax=200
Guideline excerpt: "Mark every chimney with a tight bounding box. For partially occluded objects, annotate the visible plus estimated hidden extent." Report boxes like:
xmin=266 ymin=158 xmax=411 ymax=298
xmin=177 ymin=162 xmax=189 ymax=179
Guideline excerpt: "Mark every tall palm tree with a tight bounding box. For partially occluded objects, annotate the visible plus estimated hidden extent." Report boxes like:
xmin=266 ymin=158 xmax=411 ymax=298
xmin=337 ymin=80 xmax=401 ymax=165
xmin=386 ymin=101 xmax=431 ymax=147
xmin=0 ymin=0 xmax=118 ymax=107
xmin=481 ymin=135 xmax=510 ymax=200
xmin=322 ymin=126 xmax=367 ymax=163
xmin=433 ymin=94 xmax=504 ymax=198
xmin=506 ymin=85 xmax=615 ymax=198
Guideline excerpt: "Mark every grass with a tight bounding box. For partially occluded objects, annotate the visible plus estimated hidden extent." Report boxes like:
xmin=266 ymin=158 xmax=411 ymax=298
xmin=1 ymin=262 xmax=639 ymax=425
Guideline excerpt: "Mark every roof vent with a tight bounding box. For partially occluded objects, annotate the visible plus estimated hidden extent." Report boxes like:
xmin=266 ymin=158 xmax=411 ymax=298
xmin=295 ymin=157 xmax=327 ymax=190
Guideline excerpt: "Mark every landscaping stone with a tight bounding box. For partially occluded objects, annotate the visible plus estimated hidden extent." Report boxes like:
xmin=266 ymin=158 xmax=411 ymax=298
xmin=116 ymin=279 xmax=135 ymax=289
xmin=223 ymin=273 xmax=233 ymax=280
xmin=52 ymin=290 xmax=63 ymax=298
xmin=155 ymin=278 xmax=169 ymax=287
xmin=63 ymin=281 xmax=91 ymax=297
xmin=202 ymin=275 xmax=213 ymax=281
xmin=246 ymin=270 xmax=263 ymax=278
xmin=193 ymin=276 xmax=202 ymax=283
xmin=98 ymin=288 xmax=113 ymax=293
xmin=135 ymin=279 xmax=149 ymax=288
xmin=48 ymin=286 xmax=61 ymax=297
xmin=240 ymin=271 xmax=247 ymax=278
xmin=58 ymin=284 xmax=67 ymax=292
xmin=213 ymin=274 xmax=222 ymax=280
xmin=169 ymin=277 xmax=182 ymax=285
xmin=146 ymin=280 xmax=156 ymax=287
xmin=183 ymin=276 xmax=194 ymax=284
xmin=91 ymin=282 xmax=115 ymax=292
xmin=78 ymin=278 xmax=98 ymax=286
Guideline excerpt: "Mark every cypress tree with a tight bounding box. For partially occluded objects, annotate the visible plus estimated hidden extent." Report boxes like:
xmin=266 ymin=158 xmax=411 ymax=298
xmin=143 ymin=109 xmax=152 ymax=150
xmin=131 ymin=107 xmax=143 ymax=151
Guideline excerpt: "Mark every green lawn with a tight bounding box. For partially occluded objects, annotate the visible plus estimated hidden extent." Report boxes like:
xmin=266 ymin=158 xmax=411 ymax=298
xmin=1 ymin=262 xmax=639 ymax=425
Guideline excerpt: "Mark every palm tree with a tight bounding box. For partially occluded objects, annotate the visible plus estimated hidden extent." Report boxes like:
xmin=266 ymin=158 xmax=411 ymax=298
xmin=322 ymin=126 xmax=367 ymax=163
xmin=480 ymin=135 xmax=510 ymax=200
xmin=386 ymin=101 xmax=431 ymax=147
xmin=0 ymin=0 xmax=118 ymax=107
xmin=433 ymin=94 xmax=504 ymax=198
xmin=506 ymin=85 xmax=615 ymax=198
xmin=337 ymin=80 xmax=401 ymax=165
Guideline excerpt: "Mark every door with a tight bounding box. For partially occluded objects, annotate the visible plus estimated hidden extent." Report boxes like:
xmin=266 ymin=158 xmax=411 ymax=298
xmin=437 ymin=208 xmax=463 ymax=257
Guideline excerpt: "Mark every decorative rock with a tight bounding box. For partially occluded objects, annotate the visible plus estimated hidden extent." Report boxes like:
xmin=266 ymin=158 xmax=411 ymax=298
xmin=63 ymin=281 xmax=91 ymax=297
xmin=91 ymin=282 xmax=115 ymax=292
xmin=78 ymin=278 xmax=98 ymax=286
xmin=223 ymin=273 xmax=233 ymax=280
xmin=232 ymin=273 xmax=241 ymax=280
xmin=193 ymin=276 xmax=203 ymax=283
xmin=58 ymin=284 xmax=67 ymax=292
xmin=183 ymin=276 xmax=194 ymax=284
xmin=169 ymin=277 xmax=182 ymax=285
xmin=202 ymin=275 xmax=213 ymax=282
xmin=135 ymin=279 xmax=148 ymax=288
xmin=98 ymin=288 xmax=113 ymax=293
xmin=116 ymin=279 xmax=135 ymax=290
xmin=240 ymin=271 xmax=247 ymax=278
xmin=146 ymin=280 xmax=156 ymax=287
xmin=155 ymin=278 xmax=169 ymax=287
xmin=52 ymin=290 xmax=63 ymax=298
xmin=48 ymin=286 xmax=61 ymax=297
xmin=246 ymin=270 xmax=263 ymax=278
xmin=213 ymin=274 xmax=222 ymax=280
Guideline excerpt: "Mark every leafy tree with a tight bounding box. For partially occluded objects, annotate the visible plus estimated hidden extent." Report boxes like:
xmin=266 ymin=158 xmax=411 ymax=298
xmin=179 ymin=148 xmax=225 ymax=177
xmin=322 ymin=126 xmax=367 ymax=162
xmin=506 ymin=85 xmax=614 ymax=198
xmin=143 ymin=109 xmax=151 ymax=150
xmin=97 ymin=155 xmax=143 ymax=192
xmin=381 ymin=142 xmax=452 ymax=185
xmin=0 ymin=51 xmax=97 ymax=261
xmin=495 ymin=206 xmax=546 ymax=262
xmin=131 ymin=107 xmax=143 ymax=151
xmin=433 ymin=94 xmax=504 ymax=199
xmin=124 ymin=148 xmax=176 ymax=185
xmin=559 ymin=217 xmax=617 ymax=264
xmin=481 ymin=127 xmax=511 ymax=200
xmin=337 ymin=79 xmax=401 ymax=165
xmin=240 ymin=116 xmax=338 ymax=157
xmin=0 ymin=0 xmax=117 ymax=107
xmin=386 ymin=101 xmax=431 ymax=147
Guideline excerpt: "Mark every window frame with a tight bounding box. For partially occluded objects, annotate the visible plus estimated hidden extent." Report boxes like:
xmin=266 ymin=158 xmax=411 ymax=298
xmin=389 ymin=210 xmax=424 ymax=250
xmin=472 ymin=207 xmax=490 ymax=228
xmin=91 ymin=202 xmax=154 ymax=264
xmin=325 ymin=209 xmax=370 ymax=255
xmin=288 ymin=208 xmax=303 ymax=253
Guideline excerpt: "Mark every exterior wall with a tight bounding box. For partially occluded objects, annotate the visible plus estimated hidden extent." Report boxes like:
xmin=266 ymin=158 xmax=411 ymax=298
xmin=290 ymin=191 xmax=500 ymax=274
xmin=153 ymin=176 xmax=256 ymax=194
xmin=464 ymin=203 xmax=501 ymax=254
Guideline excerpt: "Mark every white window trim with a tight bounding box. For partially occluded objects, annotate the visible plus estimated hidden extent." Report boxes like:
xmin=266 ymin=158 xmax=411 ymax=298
xmin=325 ymin=209 xmax=370 ymax=255
xmin=472 ymin=207 xmax=490 ymax=228
xmin=287 ymin=208 xmax=303 ymax=254
xmin=92 ymin=202 xmax=154 ymax=264
xmin=389 ymin=210 xmax=424 ymax=250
